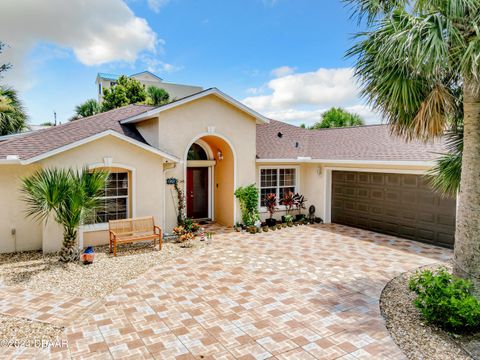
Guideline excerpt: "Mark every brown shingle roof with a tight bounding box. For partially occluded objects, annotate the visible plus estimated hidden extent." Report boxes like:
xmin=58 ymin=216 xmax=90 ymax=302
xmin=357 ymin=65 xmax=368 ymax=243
xmin=257 ymin=120 xmax=447 ymax=162
xmin=0 ymin=105 xmax=154 ymax=160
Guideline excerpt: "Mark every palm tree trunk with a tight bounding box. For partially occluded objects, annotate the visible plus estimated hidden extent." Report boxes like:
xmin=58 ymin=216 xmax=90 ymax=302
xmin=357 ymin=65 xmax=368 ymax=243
xmin=59 ymin=227 xmax=80 ymax=262
xmin=453 ymin=80 xmax=480 ymax=296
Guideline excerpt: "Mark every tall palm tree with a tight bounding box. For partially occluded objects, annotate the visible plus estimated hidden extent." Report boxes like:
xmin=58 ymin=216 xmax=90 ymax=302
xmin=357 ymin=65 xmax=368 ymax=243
xmin=0 ymin=87 xmax=27 ymax=135
xmin=21 ymin=168 xmax=108 ymax=262
xmin=346 ymin=0 xmax=480 ymax=292
xmin=71 ymin=99 xmax=100 ymax=120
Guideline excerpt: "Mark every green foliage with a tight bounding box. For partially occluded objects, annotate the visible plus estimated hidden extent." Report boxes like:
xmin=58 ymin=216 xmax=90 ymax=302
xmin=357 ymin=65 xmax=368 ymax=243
xmin=409 ymin=268 xmax=480 ymax=332
xmin=21 ymin=168 xmax=109 ymax=262
xmin=146 ymin=86 xmax=170 ymax=106
xmin=284 ymin=214 xmax=294 ymax=223
xmin=0 ymin=87 xmax=28 ymax=135
xmin=310 ymin=107 xmax=364 ymax=129
xmin=345 ymin=0 xmax=478 ymax=140
xmin=427 ymin=126 xmax=463 ymax=197
xmin=182 ymin=218 xmax=200 ymax=233
xmin=101 ymin=75 xmax=147 ymax=111
xmin=234 ymin=184 xmax=260 ymax=226
xmin=117 ymin=75 xmax=147 ymax=104
xmin=71 ymin=99 xmax=100 ymax=120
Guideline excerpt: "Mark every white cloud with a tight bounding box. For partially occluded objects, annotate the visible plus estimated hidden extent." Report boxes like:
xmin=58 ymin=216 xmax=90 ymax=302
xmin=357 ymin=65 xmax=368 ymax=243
xmin=242 ymin=67 xmax=382 ymax=125
xmin=271 ymin=66 xmax=295 ymax=78
xmin=141 ymin=54 xmax=182 ymax=73
xmin=0 ymin=0 xmax=158 ymax=89
xmin=147 ymin=0 xmax=170 ymax=13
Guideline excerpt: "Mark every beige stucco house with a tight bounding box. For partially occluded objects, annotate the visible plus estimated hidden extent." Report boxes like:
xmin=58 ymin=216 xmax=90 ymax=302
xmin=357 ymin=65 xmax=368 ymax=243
xmin=0 ymin=88 xmax=457 ymax=254
xmin=95 ymin=71 xmax=203 ymax=103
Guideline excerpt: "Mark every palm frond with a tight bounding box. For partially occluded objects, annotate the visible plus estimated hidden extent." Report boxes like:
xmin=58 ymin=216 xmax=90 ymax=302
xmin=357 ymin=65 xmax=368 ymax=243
xmin=427 ymin=127 xmax=463 ymax=197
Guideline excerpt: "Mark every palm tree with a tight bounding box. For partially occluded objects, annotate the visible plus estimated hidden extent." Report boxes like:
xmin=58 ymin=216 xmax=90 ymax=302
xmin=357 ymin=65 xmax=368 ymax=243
xmin=71 ymin=99 xmax=100 ymax=120
xmin=146 ymin=86 xmax=170 ymax=106
xmin=0 ymin=87 xmax=27 ymax=135
xmin=346 ymin=0 xmax=480 ymax=292
xmin=21 ymin=168 xmax=108 ymax=262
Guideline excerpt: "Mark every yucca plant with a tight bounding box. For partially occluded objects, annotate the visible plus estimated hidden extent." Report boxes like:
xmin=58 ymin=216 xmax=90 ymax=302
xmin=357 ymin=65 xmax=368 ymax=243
xmin=346 ymin=0 xmax=480 ymax=294
xmin=21 ymin=168 xmax=109 ymax=262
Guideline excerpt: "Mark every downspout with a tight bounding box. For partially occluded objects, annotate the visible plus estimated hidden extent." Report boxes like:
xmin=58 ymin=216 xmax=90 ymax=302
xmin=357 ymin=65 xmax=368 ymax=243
xmin=163 ymin=161 xmax=177 ymax=231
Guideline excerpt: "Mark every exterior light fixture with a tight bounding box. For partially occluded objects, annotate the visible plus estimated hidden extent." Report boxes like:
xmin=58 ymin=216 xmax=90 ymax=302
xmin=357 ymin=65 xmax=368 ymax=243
xmin=217 ymin=150 xmax=224 ymax=160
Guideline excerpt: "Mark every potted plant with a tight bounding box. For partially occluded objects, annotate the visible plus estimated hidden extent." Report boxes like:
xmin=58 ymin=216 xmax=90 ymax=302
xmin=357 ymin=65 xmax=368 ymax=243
xmin=234 ymin=185 xmax=260 ymax=229
xmin=264 ymin=193 xmax=277 ymax=227
xmin=280 ymin=191 xmax=295 ymax=222
xmin=293 ymin=193 xmax=307 ymax=221
xmin=284 ymin=214 xmax=294 ymax=227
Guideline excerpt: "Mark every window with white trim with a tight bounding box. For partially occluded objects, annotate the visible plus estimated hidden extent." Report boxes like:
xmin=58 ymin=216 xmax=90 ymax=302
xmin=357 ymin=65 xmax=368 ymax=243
xmin=259 ymin=168 xmax=297 ymax=207
xmin=90 ymin=172 xmax=129 ymax=223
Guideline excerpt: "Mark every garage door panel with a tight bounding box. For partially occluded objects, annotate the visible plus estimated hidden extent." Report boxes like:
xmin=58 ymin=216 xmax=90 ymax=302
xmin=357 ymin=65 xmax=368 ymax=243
xmin=331 ymin=171 xmax=456 ymax=248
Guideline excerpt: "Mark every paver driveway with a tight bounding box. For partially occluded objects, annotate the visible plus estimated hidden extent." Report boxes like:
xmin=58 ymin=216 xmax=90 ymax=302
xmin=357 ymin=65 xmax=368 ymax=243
xmin=7 ymin=224 xmax=452 ymax=359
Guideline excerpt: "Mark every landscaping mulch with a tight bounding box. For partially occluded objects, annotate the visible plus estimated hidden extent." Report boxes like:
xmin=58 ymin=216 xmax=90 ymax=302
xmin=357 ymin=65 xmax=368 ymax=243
xmin=0 ymin=240 xmax=209 ymax=300
xmin=380 ymin=263 xmax=479 ymax=360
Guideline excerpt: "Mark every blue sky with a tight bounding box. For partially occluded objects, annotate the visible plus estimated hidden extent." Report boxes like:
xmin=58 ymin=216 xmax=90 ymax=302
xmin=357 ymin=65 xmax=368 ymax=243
xmin=0 ymin=0 xmax=376 ymax=126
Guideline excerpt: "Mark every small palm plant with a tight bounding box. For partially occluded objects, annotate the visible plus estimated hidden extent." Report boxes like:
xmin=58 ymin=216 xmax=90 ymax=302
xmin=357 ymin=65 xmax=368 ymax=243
xmin=21 ymin=167 xmax=109 ymax=262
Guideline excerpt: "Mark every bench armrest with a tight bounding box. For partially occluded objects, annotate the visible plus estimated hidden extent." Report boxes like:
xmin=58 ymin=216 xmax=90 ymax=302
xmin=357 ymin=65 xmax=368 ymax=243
xmin=109 ymin=230 xmax=117 ymax=240
xmin=153 ymin=226 xmax=162 ymax=236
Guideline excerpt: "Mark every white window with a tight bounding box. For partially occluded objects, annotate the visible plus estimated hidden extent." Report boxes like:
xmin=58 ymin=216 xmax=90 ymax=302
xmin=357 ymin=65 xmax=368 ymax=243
xmin=259 ymin=167 xmax=297 ymax=207
xmin=90 ymin=172 xmax=129 ymax=223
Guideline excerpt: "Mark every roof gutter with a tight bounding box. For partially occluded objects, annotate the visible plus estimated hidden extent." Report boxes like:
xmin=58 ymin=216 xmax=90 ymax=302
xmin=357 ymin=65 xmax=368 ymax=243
xmin=256 ymin=158 xmax=436 ymax=167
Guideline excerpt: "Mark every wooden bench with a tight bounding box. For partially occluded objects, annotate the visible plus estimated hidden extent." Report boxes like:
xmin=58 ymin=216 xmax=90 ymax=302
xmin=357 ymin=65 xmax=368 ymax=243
xmin=108 ymin=216 xmax=162 ymax=256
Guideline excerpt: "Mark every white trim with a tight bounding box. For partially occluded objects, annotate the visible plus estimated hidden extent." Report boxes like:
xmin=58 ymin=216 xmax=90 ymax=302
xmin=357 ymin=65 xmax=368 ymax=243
xmin=11 ymin=130 xmax=180 ymax=165
xmin=258 ymin=165 xmax=300 ymax=213
xmin=256 ymin=158 xmax=435 ymax=167
xmin=120 ymin=88 xmax=270 ymax=125
xmin=184 ymin=132 xmax=237 ymax=225
xmin=194 ymin=139 xmax=214 ymax=160
xmin=88 ymin=162 xmax=137 ymax=218
xmin=323 ymin=166 xmax=430 ymax=224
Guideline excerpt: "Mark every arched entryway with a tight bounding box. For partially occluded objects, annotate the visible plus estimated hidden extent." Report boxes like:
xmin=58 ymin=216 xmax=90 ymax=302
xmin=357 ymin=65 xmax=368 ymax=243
xmin=184 ymin=134 xmax=236 ymax=226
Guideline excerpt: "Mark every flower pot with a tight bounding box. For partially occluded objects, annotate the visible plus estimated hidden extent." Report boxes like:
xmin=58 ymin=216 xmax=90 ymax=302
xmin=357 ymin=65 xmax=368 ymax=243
xmin=265 ymin=218 xmax=277 ymax=227
xmin=81 ymin=253 xmax=95 ymax=264
xmin=287 ymin=221 xmax=293 ymax=227
xmin=262 ymin=226 xmax=269 ymax=232
xmin=295 ymin=214 xmax=305 ymax=221
xmin=276 ymin=224 xmax=282 ymax=230
xmin=314 ymin=217 xmax=323 ymax=224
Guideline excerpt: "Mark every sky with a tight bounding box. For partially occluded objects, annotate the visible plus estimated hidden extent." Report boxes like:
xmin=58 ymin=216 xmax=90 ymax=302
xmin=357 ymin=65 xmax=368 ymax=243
xmin=0 ymin=0 xmax=379 ymax=126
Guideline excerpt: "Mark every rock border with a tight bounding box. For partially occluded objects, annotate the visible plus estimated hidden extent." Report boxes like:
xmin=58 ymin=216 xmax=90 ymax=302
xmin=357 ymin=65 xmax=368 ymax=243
xmin=379 ymin=264 xmax=474 ymax=360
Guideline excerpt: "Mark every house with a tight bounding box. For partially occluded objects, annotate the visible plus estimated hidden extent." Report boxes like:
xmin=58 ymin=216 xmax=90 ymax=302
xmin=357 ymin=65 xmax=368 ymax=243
xmin=0 ymin=88 xmax=456 ymax=254
xmin=95 ymin=71 xmax=203 ymax=102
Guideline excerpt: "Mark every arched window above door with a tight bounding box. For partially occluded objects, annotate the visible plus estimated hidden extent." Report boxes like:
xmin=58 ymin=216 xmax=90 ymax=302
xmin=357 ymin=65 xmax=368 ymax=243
xmin=187 ymin=143 xmax=208 ymax=160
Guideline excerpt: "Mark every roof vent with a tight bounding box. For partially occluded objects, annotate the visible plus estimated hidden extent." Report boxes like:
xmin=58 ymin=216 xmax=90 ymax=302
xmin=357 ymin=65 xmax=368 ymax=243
xmin=277 ymin=132 xmax=283 ymax=138
xmin=6 ymin=155 xmax=19 ymax=160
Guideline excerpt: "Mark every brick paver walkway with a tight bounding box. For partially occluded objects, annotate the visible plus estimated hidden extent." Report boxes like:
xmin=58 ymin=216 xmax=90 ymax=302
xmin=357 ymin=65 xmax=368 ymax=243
xmin=3 ymin=224 xmax=451 ymax=359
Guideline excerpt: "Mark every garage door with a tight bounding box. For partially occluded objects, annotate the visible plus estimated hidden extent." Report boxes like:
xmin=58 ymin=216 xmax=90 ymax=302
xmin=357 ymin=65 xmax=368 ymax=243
xmin=331 ymin=171 xmax=456 ymax=247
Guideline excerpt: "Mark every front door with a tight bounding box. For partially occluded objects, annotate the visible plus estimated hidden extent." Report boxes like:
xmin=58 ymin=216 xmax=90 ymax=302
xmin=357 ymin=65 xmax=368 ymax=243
xmin=186 ymin=167 xmax=209 ymax=219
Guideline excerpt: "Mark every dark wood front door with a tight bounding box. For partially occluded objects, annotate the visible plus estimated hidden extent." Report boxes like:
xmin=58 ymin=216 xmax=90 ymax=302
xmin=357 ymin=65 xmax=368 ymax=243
xmin=187 ymin=167 xmax=209 ymax=219
xmin=331 ymin=171 xmax=457 ymax=248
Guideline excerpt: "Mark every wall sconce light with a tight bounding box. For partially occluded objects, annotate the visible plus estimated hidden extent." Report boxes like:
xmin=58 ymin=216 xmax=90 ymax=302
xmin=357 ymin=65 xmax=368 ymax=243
xmin=217 ymin=150 xmax=224 ymax=160
xmin=317 ymin=167 xmax=322 ymax=175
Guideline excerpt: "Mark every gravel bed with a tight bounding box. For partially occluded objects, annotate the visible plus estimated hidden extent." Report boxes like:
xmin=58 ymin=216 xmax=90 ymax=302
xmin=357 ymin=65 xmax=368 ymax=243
xmin=0 ymin=239 xmax=209 ymax=300
xmin=0 ymin=314 xmax=64 ymax=345
xmin=380 ymin=263 xmax=476 ymax=359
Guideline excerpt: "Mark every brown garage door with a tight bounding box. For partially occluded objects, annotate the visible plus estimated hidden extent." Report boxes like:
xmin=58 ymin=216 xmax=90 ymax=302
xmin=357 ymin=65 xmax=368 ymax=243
xmin=331 ymin=171 xmax=456 ymax=247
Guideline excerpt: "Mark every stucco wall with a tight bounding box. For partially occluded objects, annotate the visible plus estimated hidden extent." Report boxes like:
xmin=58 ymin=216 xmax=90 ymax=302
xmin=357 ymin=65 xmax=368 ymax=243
xmin=38 ymin=135 xmax=167 ymax=251
xmin=0 ymin=164 xmax=42 ymax=253
xmin=136 ymin=94 xmax=258 ymax=230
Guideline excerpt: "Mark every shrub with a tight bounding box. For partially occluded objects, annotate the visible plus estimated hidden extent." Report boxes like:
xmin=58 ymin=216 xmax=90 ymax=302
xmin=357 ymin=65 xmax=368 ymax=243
xmin=408 ymin=268 xmax=480 ymax=332
xmin=234 ymin=184 xmax=260 ymax=226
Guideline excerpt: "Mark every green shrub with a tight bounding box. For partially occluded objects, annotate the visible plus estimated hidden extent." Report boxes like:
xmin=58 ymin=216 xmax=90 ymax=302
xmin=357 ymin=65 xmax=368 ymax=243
xmin=408 ymin=268 xmax=480 ymax=332
xmin=234 ymin=184 xmax=260 ymax=226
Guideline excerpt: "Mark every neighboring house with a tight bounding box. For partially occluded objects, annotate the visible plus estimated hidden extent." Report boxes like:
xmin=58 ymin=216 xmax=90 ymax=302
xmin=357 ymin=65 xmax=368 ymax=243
xmin=96 ymin=71 xmax=203 ymax=102
xmin=0 ymin=88 xmax=456 ymax=254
